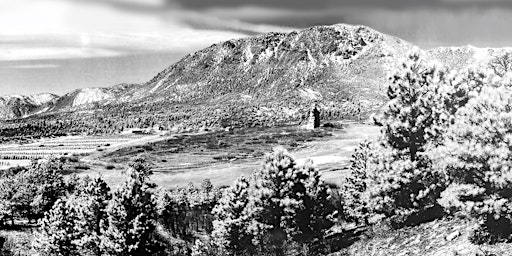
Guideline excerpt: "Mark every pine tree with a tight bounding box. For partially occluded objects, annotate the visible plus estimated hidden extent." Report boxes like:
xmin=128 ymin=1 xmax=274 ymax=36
xmin=100 ymin=157 xmax=159 ymax=256
xmin=35 ymin=175 xmax=112 ymax=256
xmin=245 ymin=148 xmax=335 ymax=255
xmin=36 ymin=197 xmax=83 ymax=256
xmin=371 ymin=51 xmax=450 ymax=223
xmin=438 ymin=85 xmax=512 ymax=243
xmin=75 ymin=175 xmax=112 ymax=256
xmin=341 ymin=141 xmax=374 ymax=226
xmin=211 ymin=176 xmax=254 ymax=255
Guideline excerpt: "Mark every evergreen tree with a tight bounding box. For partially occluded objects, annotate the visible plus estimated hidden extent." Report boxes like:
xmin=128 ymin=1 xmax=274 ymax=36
xmin=35 ymin=175 xmax=112 ymax=256
xmin=245 ymin=148 xmax=335 ymax=255
xmin=438 ymin=86 xmax=512 ymax=243
xmin=75 ymin=176 xmax=112 ymax=256
xmin=36 ymin=198 xmax=83 ymax=256
xmin=341 ymin=141 xmax=374 ymax=226
xmin=371 ymin=51 xmax=451 ymax=223
xmin=211 ymin=176 xmax=254 ymax=255
xmin=100 ymin=157 xmax=159 ymax=256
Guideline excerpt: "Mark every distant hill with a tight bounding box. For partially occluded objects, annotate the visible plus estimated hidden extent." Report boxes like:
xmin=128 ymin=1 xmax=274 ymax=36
xmin=1 ymin=24 xmax=509 ymax=134
xmin=426 ymin=45 xmax=512 ymax=70
xmin=0 ymin=93 xmax=57 ymax=120
xmin=48 ymin=84 xmax=142 ymax=112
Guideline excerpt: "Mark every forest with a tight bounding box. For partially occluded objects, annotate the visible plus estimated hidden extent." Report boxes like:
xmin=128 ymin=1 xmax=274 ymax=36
xmin=2 ymin=50 xmax=512 ymax=255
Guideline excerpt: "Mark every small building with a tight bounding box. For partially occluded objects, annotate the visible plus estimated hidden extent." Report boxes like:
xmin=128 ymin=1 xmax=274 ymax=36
xmin=305 ymin=103 xmax=321 ymax=130
xmin=121 ymin=128 xmax=145 ymax=135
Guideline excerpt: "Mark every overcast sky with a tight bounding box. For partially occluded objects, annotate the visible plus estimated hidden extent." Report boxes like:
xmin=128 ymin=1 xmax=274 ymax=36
xmin=2 ymin=0 xmax=512 ymax=96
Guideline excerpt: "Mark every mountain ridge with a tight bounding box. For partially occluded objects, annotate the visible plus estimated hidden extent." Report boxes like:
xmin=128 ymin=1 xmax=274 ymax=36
xmin=0 ymin=23 xmax=509 ymax=130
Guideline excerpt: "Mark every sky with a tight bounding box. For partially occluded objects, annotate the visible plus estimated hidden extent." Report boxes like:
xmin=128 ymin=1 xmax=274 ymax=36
xmin=3 ymin=0 xmax=512 ymax=96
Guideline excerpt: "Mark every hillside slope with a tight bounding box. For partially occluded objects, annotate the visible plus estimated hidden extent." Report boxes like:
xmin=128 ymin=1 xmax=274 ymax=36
xmin=48 ymin=83 xmax=141 ymax=112
xmin=4 ymin=24 xmax=511 ymax=134
xmin=138 ymin=24 xmax=413 ymax=113
xmin=0 ymin=93 xmax=58 ymax=119
xmin=333 ymin=217 xmax=512 ymax=256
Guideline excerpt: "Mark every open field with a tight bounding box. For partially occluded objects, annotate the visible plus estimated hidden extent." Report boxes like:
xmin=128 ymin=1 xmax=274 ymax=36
xmin=0 ymin=134 xmax=156 ymax=170
xmin=0 ymin=121 xmax=380 ymax=188
xmin=77 ymin=121 xmax=380 ymax=188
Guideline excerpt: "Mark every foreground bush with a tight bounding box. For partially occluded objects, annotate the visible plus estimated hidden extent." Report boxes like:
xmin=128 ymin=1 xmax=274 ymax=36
xmin=211 ymin=148 xmax=336 ymax=256
xmin=340 ymin=140 xmax=374 ymax=226
xmin=438 ymin=86 xmax=512 ymax=243
xmin=370 ymin=51 xmax=451 ymax=225
xmin=36 ymin=157 xmax=164 ymax=256
xmin=0 ymin=159 xmax=69 ymax=224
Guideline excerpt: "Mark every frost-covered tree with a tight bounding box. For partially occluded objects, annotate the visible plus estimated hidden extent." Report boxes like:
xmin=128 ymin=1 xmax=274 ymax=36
xmin=211 ymin=176 xmax=254 ymax=255
xmin=36 ymin=197 xmax=83 ymax=256
xmin=0 ymin=158 xmax=69 ymax=223
xmin=341 ymin=141 xmax=374 ymax=226
xmin=489 ymin=52 xmax=512 ymax=77
xmin=371 ymin=51 xmax=451 ymax=223
xmin=438 ymin=86 xmax=512 ymax=243
xmin=100 ymin=157 xmax=159 ymax=256
xmin=376 ymin=51 xmax=450 ymax=155
xmin=245 ymin=148 xmax=335 ymax=255
xmin=210 ymin=148 xmax=335 ymax=255
xmin=35 ymin=175 xmax=112 ymax=256
xmin=75 ymin=176 xmax=112 ymax=256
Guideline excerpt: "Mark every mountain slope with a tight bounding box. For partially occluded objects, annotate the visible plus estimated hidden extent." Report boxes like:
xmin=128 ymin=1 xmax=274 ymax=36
xmin=140 ymin=24 xmax=413 ymax=109
xmin=49 ymin=83 xmax=141 ymax=112
xmin=0 ymin=93 xmax=58 ymax=119
xmin=80 ymin=24 xmax=413 ymax=131
xmin=5 ymin=23 xmax=511 ymax=134
xmin=428 ymin=45 xmax=499 ymax=69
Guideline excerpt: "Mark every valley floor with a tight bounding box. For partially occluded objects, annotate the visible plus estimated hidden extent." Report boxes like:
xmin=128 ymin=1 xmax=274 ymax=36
xmin=80 ymin=121 xmax=380 ymax=188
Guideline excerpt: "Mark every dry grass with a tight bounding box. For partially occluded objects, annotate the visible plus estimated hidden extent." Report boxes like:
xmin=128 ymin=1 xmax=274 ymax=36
xmin=76 ymin=122 xmax=380 ymax=189
xmin=332 ymin=217 xmax=512 ymax=256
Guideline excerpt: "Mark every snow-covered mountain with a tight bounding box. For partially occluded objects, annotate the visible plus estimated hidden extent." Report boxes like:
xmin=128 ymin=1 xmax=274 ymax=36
xmin=139 ymin=24 xmax=412 ymax=107
xmin=2 ymin=23 xmax=512 ymax=125
xmin=0 ymin=93 xmax=58 ymax=119
xmin=0 ymin=84 xmax=141 ymax=119
xmin=426 ymin=45 xmax=512 ymax=70
xmin=49 ymin=84 xmax=140 ymax=112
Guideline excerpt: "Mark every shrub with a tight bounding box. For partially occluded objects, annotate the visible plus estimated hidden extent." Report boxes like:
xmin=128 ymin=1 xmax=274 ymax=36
xmin=370 ymin=51 xmax=451 ymax=225
xmin=438 ymin=86 xmax=512 ymax=243
xmin=100 ymin=157 xmax=160 ymax=256
xmin=35 ymin=175 xmax=111 ymax=256
xmin=340 ymin=141 xmax=375 ymax=226
xmin=211 ymin=148 xmax=336 ymax=256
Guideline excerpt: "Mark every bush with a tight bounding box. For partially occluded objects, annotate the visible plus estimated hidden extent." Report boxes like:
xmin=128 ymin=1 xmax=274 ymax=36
xmin=369 ymin=51 xmax=451 ymax=225
xmin=100 ymin=157 xmax=160 ymax=256
xmin=211 ymin=148 xmax=336 ymax=256
xmin=340 ymin=141 xmax=374 ymax=226
xmin=438 ymin=86 xmax=512 ymax=243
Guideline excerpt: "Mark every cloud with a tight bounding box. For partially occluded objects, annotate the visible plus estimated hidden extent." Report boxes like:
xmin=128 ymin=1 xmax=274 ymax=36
xmin=0 ymin=47 xmax=123 ymax=61
xmin=201 ymin=3 xmax=512 ymax=48
xmin=7 ymin=64 xmax=60 ymax=69
xmin=0 ymin=0 xmax=259 ymax=61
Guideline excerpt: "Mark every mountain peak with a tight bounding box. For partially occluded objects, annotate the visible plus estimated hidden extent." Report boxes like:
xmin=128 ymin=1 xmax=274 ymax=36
xmin=3 ymin=23 xmax=507 ymax=131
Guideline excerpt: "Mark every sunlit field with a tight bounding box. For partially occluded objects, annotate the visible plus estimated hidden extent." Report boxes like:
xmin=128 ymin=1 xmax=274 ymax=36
xmin=74 ymin=121 xmax=380 ymax=188
xmin=0 ymin=134 xmax=154 ymax=169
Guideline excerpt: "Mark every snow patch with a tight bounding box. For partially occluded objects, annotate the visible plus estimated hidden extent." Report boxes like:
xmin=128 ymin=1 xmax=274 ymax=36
xmin=299 ymin=88 xmax=322 ymax=100
xmin=72 ymin=88 xmax=112 ymax=106
xmin=27 ymin=93 xmax=57 ymax=105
